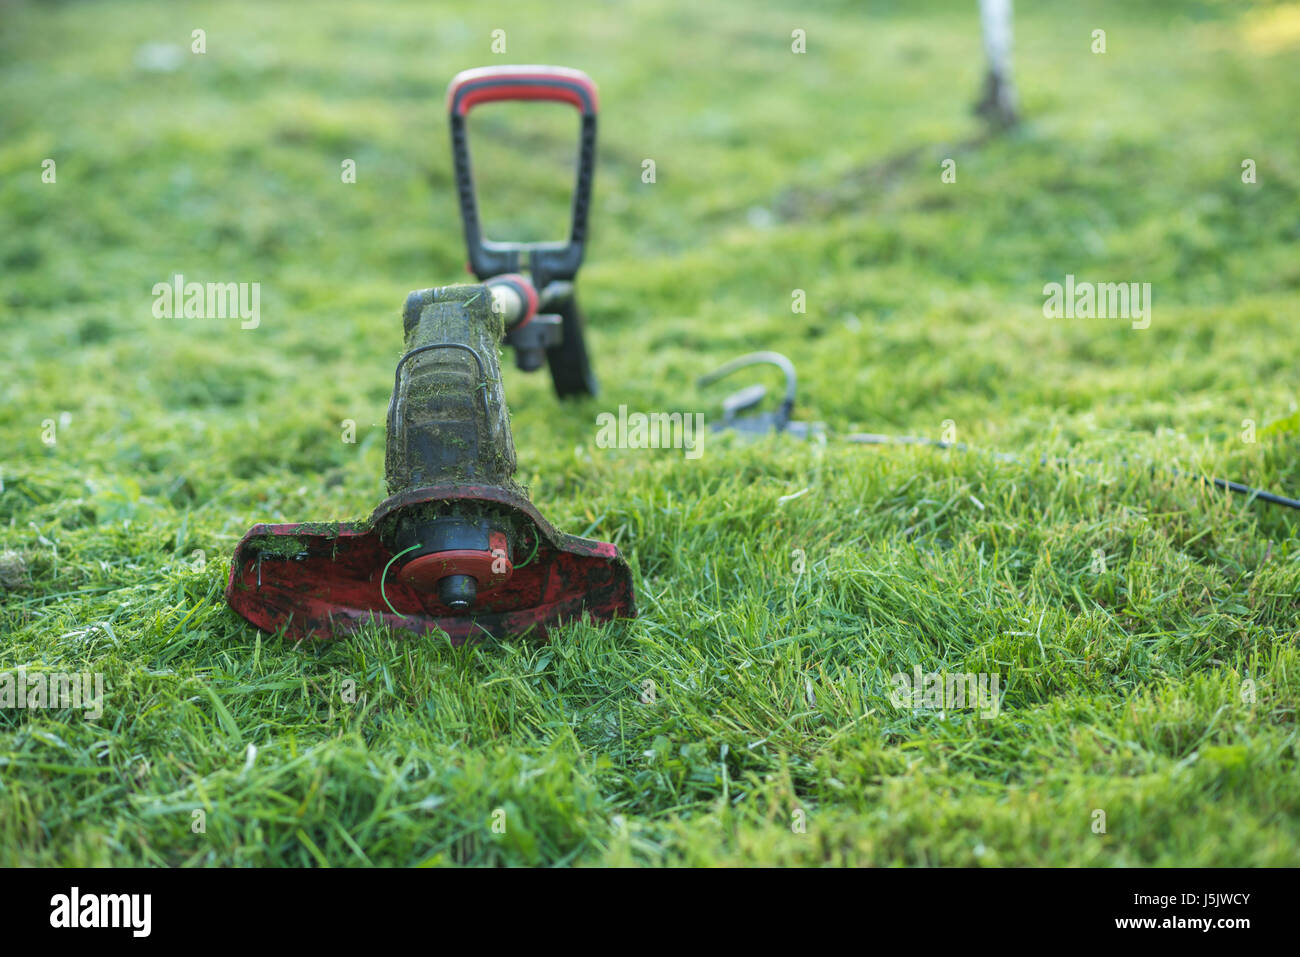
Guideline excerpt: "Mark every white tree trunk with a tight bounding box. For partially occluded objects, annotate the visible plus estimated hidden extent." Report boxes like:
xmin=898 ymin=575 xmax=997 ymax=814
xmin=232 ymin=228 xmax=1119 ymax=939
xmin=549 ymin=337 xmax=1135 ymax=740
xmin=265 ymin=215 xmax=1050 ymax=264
xmin=976 ymin=0 xmax=1018 ymax=127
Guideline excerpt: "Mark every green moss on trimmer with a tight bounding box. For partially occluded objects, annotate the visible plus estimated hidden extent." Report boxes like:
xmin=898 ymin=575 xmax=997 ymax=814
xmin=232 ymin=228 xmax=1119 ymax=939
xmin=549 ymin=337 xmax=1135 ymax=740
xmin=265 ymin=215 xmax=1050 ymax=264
xmin=384 ymin=284 xmax=523 ymax=498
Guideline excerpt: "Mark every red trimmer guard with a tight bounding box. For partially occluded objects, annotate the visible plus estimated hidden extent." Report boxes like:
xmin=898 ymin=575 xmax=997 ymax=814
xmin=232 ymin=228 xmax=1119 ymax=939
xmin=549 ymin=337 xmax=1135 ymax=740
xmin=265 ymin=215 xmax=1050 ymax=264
xmin=225 ymin=486 xmax=636 ymax=642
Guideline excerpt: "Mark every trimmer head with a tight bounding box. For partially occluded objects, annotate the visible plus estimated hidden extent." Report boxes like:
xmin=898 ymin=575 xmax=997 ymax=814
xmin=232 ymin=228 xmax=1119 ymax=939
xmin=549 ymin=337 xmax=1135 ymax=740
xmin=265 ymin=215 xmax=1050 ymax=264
xmin=226 ymin=485 xmax=634 ymax=643
xmin=225 ymin=283 xmax=635 ymax=642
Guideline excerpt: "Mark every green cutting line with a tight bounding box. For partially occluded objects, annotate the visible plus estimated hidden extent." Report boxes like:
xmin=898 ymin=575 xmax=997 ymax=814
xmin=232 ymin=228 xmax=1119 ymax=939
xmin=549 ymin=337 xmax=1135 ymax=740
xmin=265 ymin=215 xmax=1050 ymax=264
xmin=380 ymin=544 xmax=422 ymax=619
xmin=514 ymin=527 xmax=540 ymax=569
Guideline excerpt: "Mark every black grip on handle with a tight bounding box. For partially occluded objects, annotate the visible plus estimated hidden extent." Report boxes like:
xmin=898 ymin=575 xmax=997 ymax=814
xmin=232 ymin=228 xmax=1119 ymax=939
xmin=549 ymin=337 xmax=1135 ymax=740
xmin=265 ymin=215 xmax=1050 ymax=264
xmin=447 ymin=66 xmax=598 ymax=286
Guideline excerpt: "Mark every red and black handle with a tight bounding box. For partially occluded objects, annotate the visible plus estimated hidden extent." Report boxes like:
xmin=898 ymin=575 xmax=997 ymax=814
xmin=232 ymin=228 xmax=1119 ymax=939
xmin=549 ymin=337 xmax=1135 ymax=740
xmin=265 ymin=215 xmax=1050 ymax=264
xmin=447 ymin=65 xmax=598 ymax=286
xmin=446 ymin=65 xmax=600 ymax=398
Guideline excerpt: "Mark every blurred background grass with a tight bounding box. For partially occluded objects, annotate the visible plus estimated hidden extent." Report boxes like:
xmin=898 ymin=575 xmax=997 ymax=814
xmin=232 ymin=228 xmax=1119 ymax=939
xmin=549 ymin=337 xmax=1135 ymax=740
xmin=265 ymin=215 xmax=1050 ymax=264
xmin=0 ymin=0 xmax=1298 ymax=866
xmin=2 ymin=0 xmax=1297 ymax=496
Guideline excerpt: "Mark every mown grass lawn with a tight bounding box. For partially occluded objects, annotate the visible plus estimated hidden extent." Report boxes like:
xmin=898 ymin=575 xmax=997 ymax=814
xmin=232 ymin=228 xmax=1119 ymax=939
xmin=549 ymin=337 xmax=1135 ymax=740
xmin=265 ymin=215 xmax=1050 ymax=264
xmin=1 ymin=0 xmax=1298 ymax=866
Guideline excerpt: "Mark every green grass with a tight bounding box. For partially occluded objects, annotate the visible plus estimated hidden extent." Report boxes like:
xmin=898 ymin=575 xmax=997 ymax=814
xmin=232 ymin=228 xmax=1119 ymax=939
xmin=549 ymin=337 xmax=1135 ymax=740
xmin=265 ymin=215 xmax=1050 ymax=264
xmin=2 ymin=0 xmax=1299 ymax=866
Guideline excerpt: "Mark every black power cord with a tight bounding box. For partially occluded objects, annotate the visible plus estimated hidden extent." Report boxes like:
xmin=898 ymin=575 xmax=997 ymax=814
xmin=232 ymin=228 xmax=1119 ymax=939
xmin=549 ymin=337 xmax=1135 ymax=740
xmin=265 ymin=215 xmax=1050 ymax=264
xmin=699 ymin=351 xmax=1300 ymax=512
xmin=845 ymin=432 xmax=1300 ymax=512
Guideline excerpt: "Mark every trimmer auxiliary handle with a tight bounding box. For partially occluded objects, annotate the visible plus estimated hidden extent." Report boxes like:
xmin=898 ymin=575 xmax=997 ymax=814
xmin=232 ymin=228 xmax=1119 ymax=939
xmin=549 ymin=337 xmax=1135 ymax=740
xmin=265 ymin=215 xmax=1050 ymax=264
xmin=447 ymin=64 xmax=600 ymax=396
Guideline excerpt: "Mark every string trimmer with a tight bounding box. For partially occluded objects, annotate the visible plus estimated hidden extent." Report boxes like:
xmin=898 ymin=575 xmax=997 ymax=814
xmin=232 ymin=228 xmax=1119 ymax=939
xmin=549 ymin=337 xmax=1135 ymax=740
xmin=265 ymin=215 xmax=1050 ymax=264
xmin=225 ymin=66 xmax=635 ymax=642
